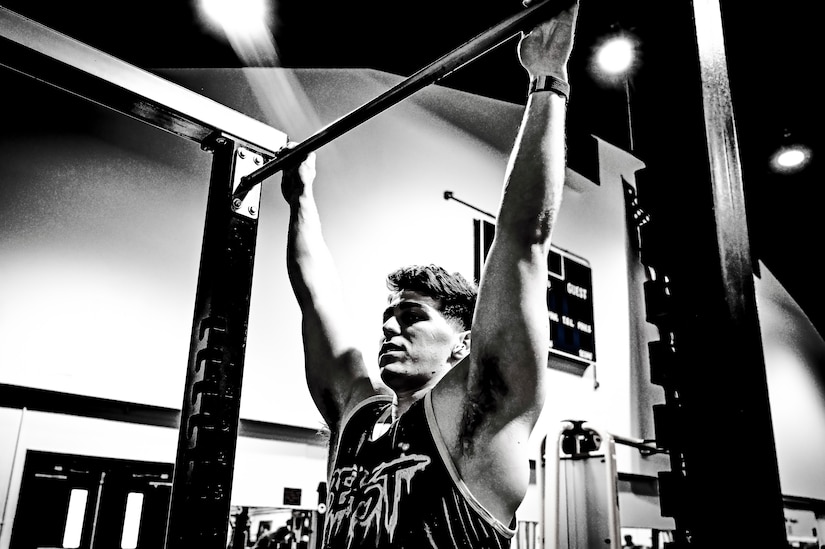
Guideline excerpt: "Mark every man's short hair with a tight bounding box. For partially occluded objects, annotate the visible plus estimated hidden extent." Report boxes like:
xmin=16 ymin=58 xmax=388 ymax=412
xmin=386 ymin=264 xmax=477 ymax=330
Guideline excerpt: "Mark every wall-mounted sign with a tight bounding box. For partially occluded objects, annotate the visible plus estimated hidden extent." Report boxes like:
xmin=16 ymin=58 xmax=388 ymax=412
xmin=474 ymin=220 xmax=596 ymax=367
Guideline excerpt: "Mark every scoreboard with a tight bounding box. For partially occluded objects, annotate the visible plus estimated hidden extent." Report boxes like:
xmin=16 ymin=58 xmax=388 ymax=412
xmin=474 ymin=220 xmax=596 ymax=367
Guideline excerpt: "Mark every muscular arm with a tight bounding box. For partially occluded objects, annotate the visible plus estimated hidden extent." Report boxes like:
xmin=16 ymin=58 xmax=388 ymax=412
xmin=468 ymin=88 xmax=566 ymax=431
xmin=282 ymin=152 xmax=388 ymax=432
xmin=431 ymin=0 xmax=578 ymax=522
xmin=461 ymin=0 xmax=577 ymax=441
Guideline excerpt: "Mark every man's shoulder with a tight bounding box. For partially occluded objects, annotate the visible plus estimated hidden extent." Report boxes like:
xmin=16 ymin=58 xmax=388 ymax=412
xmin=330 ymin=379 xmax=393 ymax=431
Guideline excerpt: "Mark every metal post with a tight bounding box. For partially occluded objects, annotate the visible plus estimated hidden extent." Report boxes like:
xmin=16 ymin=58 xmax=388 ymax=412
xmin=164 ymin=136 xmax=267 ymax=549
xmin=633 ymin=1 xmax=788 ymax=546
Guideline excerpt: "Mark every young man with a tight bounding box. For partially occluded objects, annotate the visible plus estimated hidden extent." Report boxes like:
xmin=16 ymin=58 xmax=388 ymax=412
xmin=280 ymin=1 xmax=578 ymax=546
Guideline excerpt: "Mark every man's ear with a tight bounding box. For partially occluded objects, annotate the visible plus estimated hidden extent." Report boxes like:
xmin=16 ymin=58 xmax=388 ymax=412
xmin=450 ymin=330 xmax=471 ymax=363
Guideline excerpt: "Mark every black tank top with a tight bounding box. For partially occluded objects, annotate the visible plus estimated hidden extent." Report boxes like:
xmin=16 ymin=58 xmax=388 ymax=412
xmin=322 ymin=393 xmax=516 ymax=548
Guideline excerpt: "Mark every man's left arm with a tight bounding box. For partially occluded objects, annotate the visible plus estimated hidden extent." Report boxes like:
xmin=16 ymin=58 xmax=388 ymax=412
xmin=468 ymin=0 xmax=578 ymax=435
xmin=431 ymin=1 xmax=579 ymax=522
xmin=468 ymin=90 xmax=566 ymax=430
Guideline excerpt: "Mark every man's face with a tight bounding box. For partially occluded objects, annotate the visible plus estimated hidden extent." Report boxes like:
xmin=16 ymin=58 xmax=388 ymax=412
xmin=378 ymin=290 xmax=465 ymax=393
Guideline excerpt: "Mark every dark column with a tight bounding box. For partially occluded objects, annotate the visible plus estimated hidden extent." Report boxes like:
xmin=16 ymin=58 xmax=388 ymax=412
xmin=632 ymin=1 xmax=787 ymax=546
xmin=165 ymin=136 xmax=268 ymax=549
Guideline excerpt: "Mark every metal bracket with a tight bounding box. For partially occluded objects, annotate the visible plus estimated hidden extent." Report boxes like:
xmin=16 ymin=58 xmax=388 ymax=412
xmin=231 ymin=146 xmax=264 ymax=219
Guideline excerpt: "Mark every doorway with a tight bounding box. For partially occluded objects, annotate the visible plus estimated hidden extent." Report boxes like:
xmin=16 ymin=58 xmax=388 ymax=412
xmin=9 ymin=451 xmax=173 ymax=549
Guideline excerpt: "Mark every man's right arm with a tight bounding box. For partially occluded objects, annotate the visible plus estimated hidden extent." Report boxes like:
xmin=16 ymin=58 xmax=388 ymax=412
xmin=281 ymin=150 xmax=388 ymax=431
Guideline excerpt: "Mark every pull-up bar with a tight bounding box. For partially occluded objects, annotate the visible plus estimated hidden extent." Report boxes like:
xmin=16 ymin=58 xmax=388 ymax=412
xmin=233 ymin=0 xmax=574 ymax=201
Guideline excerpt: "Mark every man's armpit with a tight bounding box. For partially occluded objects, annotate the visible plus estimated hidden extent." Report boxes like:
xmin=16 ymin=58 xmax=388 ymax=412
xmin=459 ymin=353 xmax=509 ymax=454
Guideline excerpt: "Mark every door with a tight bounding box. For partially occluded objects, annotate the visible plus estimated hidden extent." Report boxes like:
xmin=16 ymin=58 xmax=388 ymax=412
xmin=9 ymin=451 xmax=173 ymax=549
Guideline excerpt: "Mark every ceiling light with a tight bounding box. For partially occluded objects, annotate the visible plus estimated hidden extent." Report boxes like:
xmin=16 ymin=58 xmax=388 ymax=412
xmin=589 ymin=31 xmax=640 ymax=87
xmin=597 ymin=36 xmax=634 ymax=74
xmin=770 ymin=143 xmax=812 ymax=174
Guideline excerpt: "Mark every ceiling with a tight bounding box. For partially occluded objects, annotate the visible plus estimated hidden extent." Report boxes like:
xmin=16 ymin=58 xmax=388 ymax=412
xmin=2 ymin=0 xmax=822 ymax=337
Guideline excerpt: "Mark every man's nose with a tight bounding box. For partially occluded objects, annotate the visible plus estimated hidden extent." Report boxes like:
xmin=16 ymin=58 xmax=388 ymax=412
xmin=382 ymin=315 xmax=400 ymax=336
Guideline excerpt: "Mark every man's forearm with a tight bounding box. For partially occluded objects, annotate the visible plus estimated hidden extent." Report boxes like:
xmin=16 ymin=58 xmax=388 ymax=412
xmin=496 ymin=90 xmax=567 ymax=249
xmin=286 ymin=193 xmax=344 ymax=312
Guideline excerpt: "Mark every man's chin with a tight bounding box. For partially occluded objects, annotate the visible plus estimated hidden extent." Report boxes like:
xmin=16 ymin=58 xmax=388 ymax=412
xmin=379 ymin=366 xmax=408 ymax=390
xmin=379 ymin=364 xmax=399 ymax=382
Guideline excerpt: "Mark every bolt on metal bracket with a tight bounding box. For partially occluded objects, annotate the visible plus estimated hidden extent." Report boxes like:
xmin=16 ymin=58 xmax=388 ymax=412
xmin=231 ymin=147 xmax=264 ymax=219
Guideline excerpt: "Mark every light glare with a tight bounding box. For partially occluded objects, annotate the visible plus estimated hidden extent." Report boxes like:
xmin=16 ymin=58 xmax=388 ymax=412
xmin=589 ymin=32 xmax=639 ymax=88
xmin=777 ymin=149 xmax=804 ymax=168
xmin=770 ymin=144 xmax=811 ymax=174
xmin=200 ymin=0 xmax=269 ymax=33
xmin=597 ymin=36 xmax=634 ymax=75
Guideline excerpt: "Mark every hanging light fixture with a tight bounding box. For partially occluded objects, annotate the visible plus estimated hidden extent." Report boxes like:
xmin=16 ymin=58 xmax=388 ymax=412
xmin=589 ymin=29 xmax=640 ymax=88
xmin=769 ymin=130 xmax=812 ymax=174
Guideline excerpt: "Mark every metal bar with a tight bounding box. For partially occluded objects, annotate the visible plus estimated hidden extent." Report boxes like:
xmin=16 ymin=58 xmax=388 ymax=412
xmin=693 ymin=0 xmax=755 ymax=322
xmin=688 ymin=0 xmax=786 ymax=543
xmin=631 ymin=1 xmax=787 ymax=546
xmin=601 ymin=432 xmax=620 ymax=549
xmin=0 ymin=408 xmax=26 ymax=540
xmin=541 ymin=429 xmax=564 ymax=549
xmin=443 ymin=191 xmax=498 ymax=219
xmin=234 ymin=0 xmax=575 ymax=198
xmin=164 ymin=138 xmax=266 ymax=549
xmin=611 ymin=434 xmax=667 ymax=456
xmin=89 ymin=471 xmax=107 ymax=549
xmin=0 ymin=6 xmax=286 ymax=156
